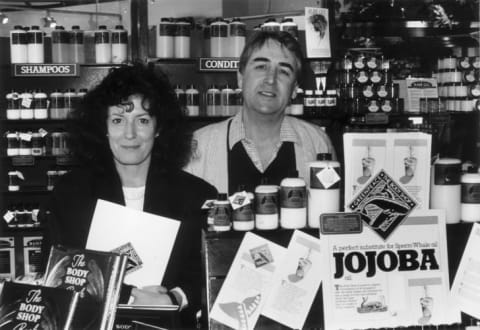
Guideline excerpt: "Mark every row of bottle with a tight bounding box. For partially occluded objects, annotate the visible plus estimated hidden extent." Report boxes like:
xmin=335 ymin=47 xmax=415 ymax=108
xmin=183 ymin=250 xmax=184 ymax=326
xmin=4 ymin=203 xmax=41 ymax=228
xmin=6 ymin=89 xmax=87 ymax=120
xmin=173 ymin=84 xmax=243 ymax=116
xmin=10 ymin=25 xmax=128 ymax=64
xmin=208 ymin=153 xmax=341 ymax=231
xmin=420 ymin=96 xmax=480 ymax=113
xmin=437 ymin=56 xmax=480 ymax=71
xmin=6 ymin=131 xmax=70 ymax=157
xmin=155 ymin=16 xmax=298 ymax=59
xmin=431 ymin=159 xmax=480 ymax=223
xmin=7 ymin=169 xmax=69 ymax=192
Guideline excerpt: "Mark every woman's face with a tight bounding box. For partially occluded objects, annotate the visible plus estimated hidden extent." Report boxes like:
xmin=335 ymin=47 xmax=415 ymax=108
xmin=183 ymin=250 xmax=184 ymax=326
xmin=107 ymin=94 xmax=157 ymax=168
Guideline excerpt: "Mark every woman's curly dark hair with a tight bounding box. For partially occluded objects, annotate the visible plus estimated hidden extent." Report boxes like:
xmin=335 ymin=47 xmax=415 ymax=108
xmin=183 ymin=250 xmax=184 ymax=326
xmin=68 ymin=63 xmax=192 ymax=172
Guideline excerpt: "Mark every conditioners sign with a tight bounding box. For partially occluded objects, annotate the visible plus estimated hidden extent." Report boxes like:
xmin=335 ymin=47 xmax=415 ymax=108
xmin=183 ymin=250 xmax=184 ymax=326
xmin=14 ymin=64 xmax=79 ymax=77
xmin=199 ymin=58 xmax=239 ymax=72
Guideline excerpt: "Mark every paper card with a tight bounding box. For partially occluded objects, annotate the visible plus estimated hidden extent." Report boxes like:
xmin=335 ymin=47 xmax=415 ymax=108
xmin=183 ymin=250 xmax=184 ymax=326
xmin=261 ymin=230 xmax=322 ymax=329
xmin=86 ymin=199 xmax=180 ymax=287
xmin=450 ymin=223 xmax=480 ymax=319
xmin=320 ymin=210 xmax=460 ymax=329
xmin=405 ymin=77 xmax=438 ymax=113
xmin=305 ymin=7 xmax=331 ymax=58
xmin=210 ymin=232 xmax=286 ymax=330
xmin=23 ymin=236 xmax=43 ymax=276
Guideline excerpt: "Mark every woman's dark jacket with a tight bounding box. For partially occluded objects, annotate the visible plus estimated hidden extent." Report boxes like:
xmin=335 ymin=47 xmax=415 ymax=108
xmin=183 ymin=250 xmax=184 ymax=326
xmin=40 ymin=159 xmax=217 ymax=326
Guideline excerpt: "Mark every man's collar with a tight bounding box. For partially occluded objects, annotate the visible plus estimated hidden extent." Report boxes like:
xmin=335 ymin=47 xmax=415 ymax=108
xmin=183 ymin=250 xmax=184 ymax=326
xmin=228 ymin=111 xmax=300 ymax=149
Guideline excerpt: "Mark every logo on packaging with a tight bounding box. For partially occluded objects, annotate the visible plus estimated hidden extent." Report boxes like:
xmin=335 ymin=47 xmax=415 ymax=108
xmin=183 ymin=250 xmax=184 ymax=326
xmin=112 ymin=242 xmax=143 ymax=275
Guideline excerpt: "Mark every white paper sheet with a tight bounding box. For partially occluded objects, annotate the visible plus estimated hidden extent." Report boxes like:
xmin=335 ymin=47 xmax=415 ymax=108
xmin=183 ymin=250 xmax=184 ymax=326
xmin=451 ymin=223 xmax=480 ymax=319
xmin=320 ymin=210 xmax=460 ymax=329
xmin=86 ymin=199 xmax=180 ymax=287
xmin=261 ymin=230 xmax=322 ymax=329
xmin=209 ymin=232 xmax=286 ymax=330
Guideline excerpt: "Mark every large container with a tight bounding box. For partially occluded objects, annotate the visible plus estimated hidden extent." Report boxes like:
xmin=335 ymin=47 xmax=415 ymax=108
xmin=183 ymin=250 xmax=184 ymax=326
xmin=33 ymin=90 xmax=48 ymax=119
xmin=430 ymin=158 xmax=461 ymax=224
xmin=228 ymin=18 xmax=245 ymax=58
xmin=51 ymin=26 xmax=70 ymax=63
xmin=27 ymin=25 xmax=44 ymax=63
xmin=307 ymin=153 xmax=341 ymax=228
xmin=460 ymin=170 xmax=480 ymax=222
xmin=254 ymin=183 xmax=279 ymax=230
xmin=94 ymin=25 xmax=111 ymax=64
xmin=210 ymin=18 xmax=228 ymax=58
xmin=156 ymin=18 xmax=175 ymax=58
xmin=70 ymin=26 xmax=85 ymax=63
xmin=10 ymin=25 xmax=27 ymax=64
xmin=174 ymin=19 xmax=191 ymax=59
xmin=280 ymin=172 xmax=307 ymax=229
xmin=111 ymin=25 xmax=128 ymax=64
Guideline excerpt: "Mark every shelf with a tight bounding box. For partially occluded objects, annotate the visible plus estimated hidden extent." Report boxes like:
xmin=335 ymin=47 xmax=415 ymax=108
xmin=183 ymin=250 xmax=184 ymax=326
xmin=2 ymin=187 xmax=52 ymax=194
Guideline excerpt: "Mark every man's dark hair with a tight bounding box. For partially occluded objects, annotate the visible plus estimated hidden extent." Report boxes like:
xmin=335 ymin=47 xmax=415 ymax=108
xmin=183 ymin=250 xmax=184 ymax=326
xmin=238 ymin=31 xmax=304 ymax=84
xmin=68 ymin=63 xmax=191 ymax=172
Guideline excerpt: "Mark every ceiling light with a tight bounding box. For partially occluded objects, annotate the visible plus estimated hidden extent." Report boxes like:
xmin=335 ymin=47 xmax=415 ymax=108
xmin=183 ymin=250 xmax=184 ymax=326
xmin=0 ymin=12 xmax=8 ymax=24
xmin=42 ymin=11 xmax=57 ymax=28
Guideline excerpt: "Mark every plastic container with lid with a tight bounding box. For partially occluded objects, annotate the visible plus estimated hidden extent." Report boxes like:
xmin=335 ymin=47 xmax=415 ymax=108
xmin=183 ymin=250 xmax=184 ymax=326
xmin=210 ymin=18 xmax=228 ymax=58
xmin=229 ymin=18 xmax=246 ymax=58
xmin=221 ymin=84 xmax=236 ymax=116
xmin=10 ymin=25 xmax=27 ymax=64
xmin=49 ymin=90 xmax=65 ymax=119
xmin=307 ymin=153 xmax=340 ymax=228
xmin=27 ymin=25 xmax=44 ymax=63
xmin=111 ymin=25 xmax=128 ymax=64
xmin=254 ymin=181 xmax=279 ymax=230
xmin=430 ymin=157 xmax=462 ymax=224
xmin=20 ymin=90 xmax=34 ymax=120
xmin=52 ymin=26 xmax=70 ymax=63
xmin=157 ymin=18 xmax=175 ymax=58
xmin=206 ymin=84 xmax=221 ymax=116
xmin=31 ymin=132 xmax=43 ymax=156
xmin=461 ymin=168 xmax=480 ymax=222
xmin=174 ymin=19 xmax=191 ymax=59
xmin=185 ymin=84 xmax=200 ymax=116
xmin=70 ymin=25 xmax=85 ymax=63
xmin=6 ymin=133 xmax=20 ymax=156
xmin=6 ymin=91 xmax=21 ymax=120
xmin=33 ymin=89 xmax=48 ymax=119
xmin=94 ymin=25 xmax=111 ymax=64
xmin=280 ymin=18 xmax=298 ymax=39
xmin=280 ymin=171 xmax=307 ymax=229
xmin=212 ymin=193 xmax=232 ymax=231
xmin=19 ymin=132 xmax=32 ymax=156
xmin=232 ymin=185 xmax=255 ymax=231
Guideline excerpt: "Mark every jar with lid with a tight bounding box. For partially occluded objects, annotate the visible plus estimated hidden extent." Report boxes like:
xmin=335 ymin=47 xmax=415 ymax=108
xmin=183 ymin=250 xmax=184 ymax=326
xmin=6 ymin=133 xmax=20 ymax=156
xmin=31 ymin=133 xmax=43 ymax=156
xmin=376 ymin=84 xmax=388 ymax=98
xmin=10 ymin=25 xmax=28 ymax=64
xmin=49 ymin=89 xmax=65 ymax=119
xmin=157 ymin=18 xmax=175 ymax=58
xmin=33 ymin=89 xmax=48 ymax=119
xmin=19 ymin=132 xmax=32 ymax=156
xmin=206 ymin=84 xmax=221 ymax=116
xmin=469 ymin=82 xmax=480 ymax=98
xmin=210 ymin=18 xmax=228 ymax=58
xmin=455 ymin=83 xmax=468 ymax=98
xmin=441 ymin=56 xmax=457 ymax=70
xmin=6 ymin=91 xmax=21 ymax=120
xmin=185 ymin=84 xmax=200 ymax=116
xmin=52 ymin=26 xmax=70 ymax=63
xmin=460 ymin=97 xmax=472 ymax=112
xmin=380 ymin=98 xmax=393 ymax=113
xmin=94 ymin=25 xmax=111 ymax=64
xmin=27 ymin=25 xmax=44 ymax=63
xmin=221 ymin=84 xmax=236 ymax=116
xmin=20 ymin=90 xmax=34 ymax=120
xmin=229 ymin=18 xmax=246 ymax=57
xmin=111 ymin=25 xmax=128 ymax=64
xmin=462 ymin=70 xmax=476 ymax=83
xmin=362 ymin=85 xmax=375 ymax=99
xmin=70 ymin=25 xmax=85 ymax=63
xmin=457 ymin=57 xmax=471 ymax=70
xmin=472 ymin=56 xmax=480 ymax=69
xmin=174 ymin=18 xmax=191 ymax=59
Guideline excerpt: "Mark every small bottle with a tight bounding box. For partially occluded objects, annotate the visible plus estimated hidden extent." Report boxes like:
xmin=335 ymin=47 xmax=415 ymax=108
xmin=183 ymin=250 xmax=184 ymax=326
xmin=70 ymin=25 xmax=85 ymax=63
xmin=173 ymin=84 xmax=186 ymax=113
xmin=51 ymin=26 xmax=70 ymax=63
xmin=254 ymin=180 xmax=279 ymax=230
xmin=49 ymin=89 xmax=65 ymax=120
xmin=63 ymin=88 xmax=76 ymax=118
xmin=210 ymin=18 xmax=228 ymax=58
xmin=94 ymin=25 xmax=111 ymax=64
xmin=430 ymin=158 xmax=461 ymax=224
xmin=111 ymin=25 xmax=128 ymax=64
xmin=20 ymin=90 xmax=34 ymax=120
xmin=280 ymin=18 xmax=298 ymax=39
xmin=19 ymin=132 xmax=32 ymax=156
xmin=10 ymin=25 xmax=28 ymax=64
xmin=27 ymin=25 xmax=44 ymax=63
xmin=234 ymin=87 xmax=243 ymax=115
xmin=8 ymin=171 xmax=21 ymax=191
xmin=185 ymin=84 xmax=200 ymax=116
xmin=206 ymin=84 xmax=221 ymax=116
xmin=174 ymin=18 xmax=191 ymax=59
xmin=33 ymin=89 xmax=48 ymax=119
xmin=280 ymin=171 xmax=307 ymax=229
xmin=213 ymin=193 xmax=232 ymax=231
xmin=6 ymin=133 xmax=20 ymax=156
xmin=461 ymin=168 xmax=480 ymax=222
xmin=307 ymin=153 xmax=341 ymax=228
xmin=31 ymin=132 xmax=43 ymax=156
xmin=228 ymin=18 xmax=246 ymax=58
xmin=6 ymin=91 xmax=21 ymax=120
xmin=232 ymin=185 xmax=255 ymax=231
xmin=221 ymin=84 xmax=235 ymax=116
xmin=157 ymin=18 xmax=175 ymax=58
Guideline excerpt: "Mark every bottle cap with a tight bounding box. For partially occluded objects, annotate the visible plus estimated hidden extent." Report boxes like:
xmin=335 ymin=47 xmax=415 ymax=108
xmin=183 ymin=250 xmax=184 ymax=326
xmin=115 ymin=25 xmax=124 ymax=30
xmin=31 ymin=25 xmax=40 ymax=30
xmin=317 ymin=153 xmax=332 ymax=161
xmin=72 ymin=25 xmax=80 ymax=30
xmin=98 ymin=25 xmax=107 ymax=30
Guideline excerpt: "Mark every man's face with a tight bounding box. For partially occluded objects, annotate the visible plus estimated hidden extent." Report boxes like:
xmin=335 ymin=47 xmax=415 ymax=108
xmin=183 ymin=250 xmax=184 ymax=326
xmin=238 ymin=40 xmax=299 ymax=117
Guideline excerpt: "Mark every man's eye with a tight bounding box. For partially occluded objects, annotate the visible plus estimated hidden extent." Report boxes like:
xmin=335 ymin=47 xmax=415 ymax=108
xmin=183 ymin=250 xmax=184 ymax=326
xmin=255 ymin=64 xmax=267 ymax=70
xmin=280 ymin=69 xmax=292 ymax=77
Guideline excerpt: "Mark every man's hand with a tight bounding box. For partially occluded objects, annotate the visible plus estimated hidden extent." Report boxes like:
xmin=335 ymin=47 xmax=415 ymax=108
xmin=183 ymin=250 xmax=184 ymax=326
xmin=130 ymin=285 xmax=173 ymax=305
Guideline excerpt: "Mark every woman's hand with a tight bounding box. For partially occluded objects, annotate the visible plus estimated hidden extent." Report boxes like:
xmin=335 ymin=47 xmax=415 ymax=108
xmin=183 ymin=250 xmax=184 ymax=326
xmin=130 ymin=285 xmax=173 ymax=305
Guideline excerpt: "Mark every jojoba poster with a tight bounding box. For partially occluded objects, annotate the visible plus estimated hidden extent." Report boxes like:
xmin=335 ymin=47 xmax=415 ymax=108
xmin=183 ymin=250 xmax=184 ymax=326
xmin=320 ymin=210 xmax=460 ymax=329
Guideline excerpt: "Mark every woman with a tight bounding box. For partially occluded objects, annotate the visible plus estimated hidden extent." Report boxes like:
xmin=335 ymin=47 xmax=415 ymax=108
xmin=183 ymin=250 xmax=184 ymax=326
xmin=41 ymin=64 xmax=217 ymax=326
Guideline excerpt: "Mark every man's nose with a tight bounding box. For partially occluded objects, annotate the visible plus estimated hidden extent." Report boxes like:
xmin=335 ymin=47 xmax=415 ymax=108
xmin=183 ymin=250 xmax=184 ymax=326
xmin=264 ymin=67 xmax=277 ymax=84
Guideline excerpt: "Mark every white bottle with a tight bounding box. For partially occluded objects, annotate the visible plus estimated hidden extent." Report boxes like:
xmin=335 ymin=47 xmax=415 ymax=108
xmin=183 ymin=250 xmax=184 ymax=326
xmin=460 ymin=169 xmax=480 ymax=222
xmin=70 ymin=25 xmax=85 ymax=63
xmin=6 ymin=91 xmax=21 ymax=120
xmin=51 ymin=26 xmax=70 ymax=64
xmin=174 ymin=19 xmax=191 ymax=59
xmin=63 ymin=88 xmax=76 ymax=118
xmin=10 ymin=25 xmax=27 ymax=64
xmin=33 ymin=89 xmax=48 ymax=119
xmin=20 ymin=90 xmax=34 ymax=120
xmin=255 ymin=183 xmax=279 ymax=230
xmin=213 ymin=193 xmax=232 ymax=231
xmin=430 ymin=158 xmax=461 ymax=224
xmin=280 ymin=171 xmax=307 ymax=229
xmin=185 ymin=84 xmax=200 ymax=116
xmin=206 ymin=84 xmax=221 ymax=116
xmin=221 ymin=84 xmax=235 ymax=116
xmin=111 ymin=25 xmax=128 ymax=64
xmin=210 ymin=18 xmax=228 ymax=58
xmin=27 ymin=25 xmax=44 ymax=63
xmin=95 ymin=25 xmax=111 ymax=64
xmin=156 ymin=18 xmax=175 ymax=58
xmin=228 ymin=18 xmax=245 ymax=58
xmin=307 ymin=153 xmax=341 ymax=228
xmin=232 ymin=185 xmax=255 ymax=231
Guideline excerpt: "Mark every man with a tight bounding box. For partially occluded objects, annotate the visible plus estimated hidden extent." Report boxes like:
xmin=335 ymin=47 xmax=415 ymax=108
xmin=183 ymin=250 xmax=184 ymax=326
xmin=186 ymin=31 xmax=335 ymax=194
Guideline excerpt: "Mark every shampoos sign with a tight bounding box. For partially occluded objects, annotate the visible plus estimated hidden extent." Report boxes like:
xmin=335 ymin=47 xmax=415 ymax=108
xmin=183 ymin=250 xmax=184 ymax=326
xmin=13 ymin=64 xmax=79 ymax=77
